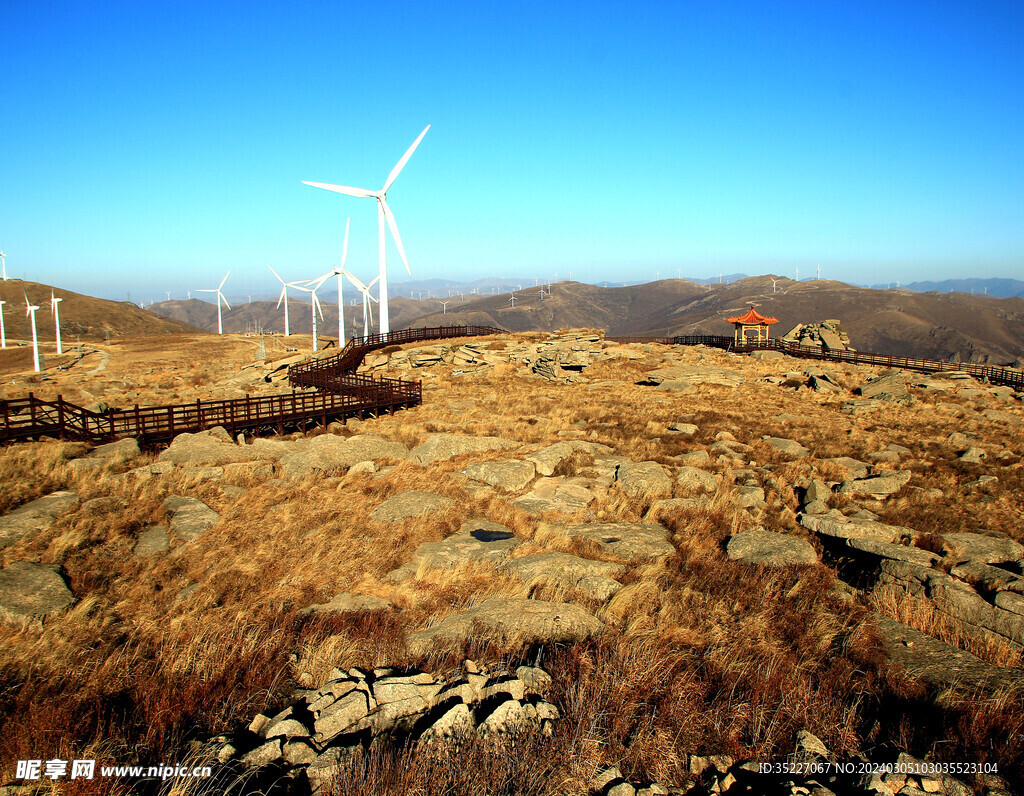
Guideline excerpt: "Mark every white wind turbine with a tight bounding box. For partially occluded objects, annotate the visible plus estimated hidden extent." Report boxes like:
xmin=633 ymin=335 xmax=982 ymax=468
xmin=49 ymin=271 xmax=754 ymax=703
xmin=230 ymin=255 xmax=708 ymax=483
xmin=345 ymin=272 xmax=380 ymax=335
xmin=307 ymin=218 xmax=352 ymax=346
xmin=269 ymin=265 xmax=303 ymax=337
xmin=197 ymin=271 xmax=231 ymax=334
xmin=50 ymin=291 xmax=63 ymax=354
xmin=303 ymin=125 xmax=430 ymax=335
xmin=24 ymin=293 xmax=40 ymax=372
xmin=291 ymin=284 xmax=325 ymax=351
xmin=0 ymin=249 xmax=6 ymax=281
xmin=440 ymin=300 xmax=450 ymax=315
xmin=770 ymin=277 xmax=780 ymax=294
xmin=0 ymin=299 xmax=6 ymax=348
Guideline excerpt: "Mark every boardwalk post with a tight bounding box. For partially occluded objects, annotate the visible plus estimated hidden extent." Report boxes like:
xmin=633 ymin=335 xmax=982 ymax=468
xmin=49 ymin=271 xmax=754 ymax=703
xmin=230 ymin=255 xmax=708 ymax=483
xmin=196 ymin=399 xmax=202 ymax=431
xmin=57 ymin=396 xmax=65 ymax=439
xmin=134 ymin=404 xmax=141 ymax=437
xmin=168 ymin=406 xmax=174 ymax=436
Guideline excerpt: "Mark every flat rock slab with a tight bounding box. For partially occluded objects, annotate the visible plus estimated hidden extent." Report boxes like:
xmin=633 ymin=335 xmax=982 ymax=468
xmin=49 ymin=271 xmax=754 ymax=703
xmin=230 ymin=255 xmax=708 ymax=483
xmin=941 ymin=532 xmax=1024 ymax=565
xmin=501 ymin=552 xmax=624 ymax=600
xmin=134 ymin=525 xmax=170 ymax=557
xmin=410 ymin=434 xmax=518 ymax=464
xmin=845 ymin=538 xmax=940 ymax=567
xmin=512 ymin=478 xmax=597 ymax=514
xmin=305 ymin=593 xmax=394 ymax=615
xmin=0 ymin=562 xmax=75 ymax=625
xmin=857 ymin=370 xmax=909 ymax=401
xmin=873 ymin=614 xmax=1023 ymax=692
xmin=283 ymin=434 xmax=409 ymax=478
xmin=159 ymin=432 xmax=260 ymax=466
xmin=163 ymin=495 xmax=221 ymax=542
xmin=643 ymin=365 xmax=744 ymax=388
xmin=0 ymin=491 xmax=80 ymax=550
xmin=801 ymin=514 xmax=915 ymax=544
xmin=406 ymin=598 xmax=604 ymax=655
xmin=90 ymin=438 xmax=141 ymax=460
xmin=821 ymin=457 xmax=870 ymax=480
xmin=553 ymin=521 xmax=675 ymax=563
xmin=676 ymin=466 xmax=718 ymax=494
xmin=464 ymin=460 xmax=536 ymax=492
xmin=409 ymin=520 xmax=520 ymax=569
xmin=762 ymin=436 xmax=811 ymax=458
xmin=369 ymin=491 xmax=454 ymax=524
xmin=614 ymin=461 xmax=672 ymax=498
xmin=727 ymin=530 xmax=818 ymax=566
xmin=525 ymin=441 xmax=613 ymax=477
xmin=848 ymin=470 xmax=912 ymax=497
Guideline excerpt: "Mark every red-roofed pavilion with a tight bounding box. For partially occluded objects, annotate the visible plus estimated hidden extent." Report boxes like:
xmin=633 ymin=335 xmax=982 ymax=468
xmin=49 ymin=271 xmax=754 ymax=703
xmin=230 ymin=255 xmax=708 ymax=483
xmin=725 ymin=305 xmax=779 ymax=345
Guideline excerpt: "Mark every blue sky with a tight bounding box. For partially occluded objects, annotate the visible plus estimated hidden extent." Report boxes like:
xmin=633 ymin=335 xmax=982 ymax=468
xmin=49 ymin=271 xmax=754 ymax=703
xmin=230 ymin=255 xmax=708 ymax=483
xmin=1 ymin=0 xmax=1022 ymax=301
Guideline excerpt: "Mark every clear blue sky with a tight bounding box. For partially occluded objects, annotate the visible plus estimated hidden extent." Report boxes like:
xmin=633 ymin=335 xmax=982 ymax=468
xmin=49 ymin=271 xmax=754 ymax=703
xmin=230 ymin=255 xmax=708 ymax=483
xmin=1 ymin=0 xmax=1022 ymax=301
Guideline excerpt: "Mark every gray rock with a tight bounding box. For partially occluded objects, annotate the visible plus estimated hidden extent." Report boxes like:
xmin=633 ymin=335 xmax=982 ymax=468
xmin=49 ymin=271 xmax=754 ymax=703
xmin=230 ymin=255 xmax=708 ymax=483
xmin=762 ymin=436 xmax=811 ymax=458
xmin=666 ymin=422 xmax=699 ymax=436
xmin=159 ymin=432 xmax=259 ymax=466
xmin=805 ymin=479 xmax=831 ymax=505
xmin=163 ymin=495 xmax=221 ymax=542
xmin=941 ymin=532 xmax=1024 ymax=564
xmin=90 ymin=437 xmax=141 ymax=461
xmin=726 ymin=530 xmax=818 ymax=566
xmin=283 ymin=434 xmax=409 ymax=478
xmin=614 ymin=461 xmax=673 ymax=498
xmin=477 ymin=699 xmax=526 ymax=737
xmin=553 ymin=521 xmax=675 ymax=563
xmin=644 ymin=365 xmax=744 ymax=388
xmin=369 ymin=490 xmax=454 ymax=524
xmin=0 ymin=562 xmax=75 ymax=625
xmin=676 ymin=466 xmax=718 ymax=493
xmin=512 ymin=478 xmax=597 ymax=514
xmin=465 ymin=460 xmax=536 ymax=492
xmin=305 ymin=593 xmax=394 ymax=615
xmin=801 ymin=514 xmax=915 ymax=544
xmin=0 ymin=490 xmax=80 ymax=550
xmin=995 ymin=591 xmax=1024 ymax=616
xmin=736 ymin=485 xmax=766 ymax=509
xmin=410 ymin=434 xmax=518 ymax=464
xmin=675 ymin=450 xmax=710 ymax=465
xmin=133 ymin=525 xmax=169 ymax=557
xmin=501 ymin=552 xmax=624 ymax=599
xmin=314 ymin=689 xmax=372 ymax=745
xmin=241 ymin=739 xmax=282 ymax=767
xmin=857 ymin=370 xmax=909 ymax=402
xmin=406 ymin=520 xmax=520 ymax=570
xmin=525 ymin=441 xmax=613 ymax=476
xmin=420 ymin=702 xmax=473 ymax=740
xmin=821 ymin=457 xmax=870 ymax=479
xmin=406 ymin=598 xmax=604 ymax=655
xmin=959 ymin=447 xmax=987 ymax=464
xmin=849 ymin=470 xmax=912 ymax=497
xmin=845 ymin=538 xmax=940 ymax=567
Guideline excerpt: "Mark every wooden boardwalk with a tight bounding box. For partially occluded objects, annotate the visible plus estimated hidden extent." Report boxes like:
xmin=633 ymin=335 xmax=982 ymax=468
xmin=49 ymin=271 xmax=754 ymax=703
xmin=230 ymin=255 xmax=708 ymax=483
xmin=0 ymin=325 xmax=503 ymax=447
xmin=606 ymin=334 xmax=1024 ymax=391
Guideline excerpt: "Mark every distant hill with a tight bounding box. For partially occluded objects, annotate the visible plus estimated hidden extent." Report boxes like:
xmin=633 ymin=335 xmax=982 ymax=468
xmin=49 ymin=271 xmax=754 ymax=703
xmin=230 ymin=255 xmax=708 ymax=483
xmin=892 ymin=278 xmax=1024 ymax=299
xmin=401 ymin=276 xmax=1024 ymax=365
xmin=0 ymin=279 xmax=203 ymax=342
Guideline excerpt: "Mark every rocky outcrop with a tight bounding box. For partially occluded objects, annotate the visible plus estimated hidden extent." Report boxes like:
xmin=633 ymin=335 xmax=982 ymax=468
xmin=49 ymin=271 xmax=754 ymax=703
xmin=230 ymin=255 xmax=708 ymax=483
xmin=501 ymin=552 xmax=624 ymax=601
xmin=219 ymin=661 xmax=560 ymax=791
xmin=726 ymin=530 xmax=818 ymax=566
xmin=0 ymin=562 xmax=75 ymax=626
xmin=782 ymin=319 xmax=854 ymax=350
xmin=549 ymin=521 xmax=675 ymax=563
xmin=163 ymin=495 xmax=221 ymax=542
xmin=409 ymin=434 xmax=518 ymax=464
xmin=0 ymin=490 xmax=79 ymax=550
xmin=369 ymin=491 xmax=454 ymax=524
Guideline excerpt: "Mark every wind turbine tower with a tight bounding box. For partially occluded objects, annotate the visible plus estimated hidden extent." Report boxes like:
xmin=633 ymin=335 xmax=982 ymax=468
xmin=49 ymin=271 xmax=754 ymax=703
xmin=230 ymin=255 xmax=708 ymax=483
xmin=345 ymin=272 xmax=380 ymax=335
xmin=196 ymin=271 xmax=231 ymax=334
xmin=817 ymin=263 xmax=821 ymax=281
xmin=269 ymin=265 xmax=302 ymax=336
xmin=0 ymin=250 xmax=6 ymax=281
xmin=308 ymin=218 xmax=352 ymax=346
xmin=24 ymin=295 xmax=41 ymax=372
xmin=293 ymin=284 xmax=325 ymax=351
xmin=50 ymin=292 xmax=63 ymax=354
xmin=440 ymin=300 xmax=449 ymax=315
xmin=770 ymin=278 xmax=780 ymax=294
xmin=303 ymin=125 xmax=430 ymax=335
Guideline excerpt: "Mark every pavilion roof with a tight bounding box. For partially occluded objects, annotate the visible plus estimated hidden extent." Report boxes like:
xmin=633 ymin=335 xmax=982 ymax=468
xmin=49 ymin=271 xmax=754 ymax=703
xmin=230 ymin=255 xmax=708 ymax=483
xmin=726 ymin=305 xmax=779 ymax=325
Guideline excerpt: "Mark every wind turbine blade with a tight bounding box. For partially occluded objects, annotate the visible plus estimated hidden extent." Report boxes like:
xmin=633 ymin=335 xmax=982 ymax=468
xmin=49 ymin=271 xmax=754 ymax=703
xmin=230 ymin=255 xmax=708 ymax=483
xmin=196 ymin=288 xmax=216 ymax=293
xmin=313 ymin=294 xmax=324 ymax=320
xmin=381 ymin=199 xmax=412 ymax=275
xmin=341 ymin=217 xmax=350 ymax=268
xmin=382 ymin=125 xmax=429 ymax=193
xmin=219 ymin=271 xmax=230 ymax=289
xmin=344 ymin=272 xmax=368 ymax=292
xmin=302 ymin=181 xmax=376 ymax=198
xmin=220 ymin=293 xmax=231 ymax=311
xmin=268 ymin=264 xmax=285 ymax=284
xmin=308 ymin=271 xmax=335 ymax=286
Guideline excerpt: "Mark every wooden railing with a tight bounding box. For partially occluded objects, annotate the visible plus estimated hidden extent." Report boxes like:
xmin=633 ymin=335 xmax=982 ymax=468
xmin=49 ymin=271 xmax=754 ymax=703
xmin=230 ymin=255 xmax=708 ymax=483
xmin=0 ymin=325 xmax=499 ymax=447
xmin=605 ymin=334 xmax=1024 ymax=390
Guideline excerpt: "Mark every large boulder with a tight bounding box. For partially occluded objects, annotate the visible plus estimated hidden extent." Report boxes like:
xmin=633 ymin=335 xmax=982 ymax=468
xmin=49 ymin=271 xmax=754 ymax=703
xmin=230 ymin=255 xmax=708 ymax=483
xmin=282 ymin=434 xmax=409 ymax=478
xmin=0 ymin=562 xmax=75 ymax=625
xmin=762 ymin=436 xmax=811 ymax=459
xmin=525 ymin=441 xmax=612 ymax=477
xmin=550 ymin=521 xmax=675 ymax=563
xmin=614 ymin=461 xmax=673 ymax=499
xmin=512 ymin=478 xmax=598 ymax=514
xmin=941 ymin=532 xmax=1024 ymax=565
xmin=163 ymin=495 xmax=221 ymax=542
xmin=801 ymin=514 xmax=916 ymax=544
xmin=410 ymin=434 xmax=518 ymax=464
xmin=726 ymin=530 xmax=818 ymax=566
xmin=501 ymin=552 xmax=624 ymax=601
xmin=369 ymin=491 xmax=454 ymax=524
xmin=406 ymin=598 xmax=604 ymax=655
xmin=0 ymin=491 xmax=80 ymax=550
xmin=643 ymin=365 xmax=744 ymax=388
xmin=159 ymin=432 xmax=257 ymax=466
xmin=856 ymin=370 xmax=909 ymax=402
xmin=676 ymin=466 xmax=718 ymax=494
xmin=464 ymin=460 xmax=536 ymax=492
xmin=848 ymin=470 xmax=912 ymax=497
xmin=404 ymin=520 xmax=520 ymax=571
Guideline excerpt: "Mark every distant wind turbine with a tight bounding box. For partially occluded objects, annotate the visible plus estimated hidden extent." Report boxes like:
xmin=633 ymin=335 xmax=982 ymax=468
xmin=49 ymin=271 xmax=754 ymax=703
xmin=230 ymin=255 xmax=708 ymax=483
xmin=292 ymin=284 xmax=325 ymax=351
xmin=269 ymin=265 xmax=303 ymax=337
xmin=50 ymin=292 xmax=63 ymax=354
xmin=817 ymin=263 xmax=821 ymax=281
xmin=440 ymin=300 xmax=450 ymax=315
xmin=303 ymin=125 xmax=430 ymax=335
xmin=196 ymin=271 xmax=231 ymax=334
xmin=308 ymin=218 xmax=352 ymax=346
xmin=770 ymin=278 xmax=780 ymax=294
xmin=24 ymin=293 xmax=40 ymax=372
xmin=509 ymin=293 xmax=516 ymax=308
xmin=345 ymin=272 xmax=380 ymax=335
xmin=0 ymin=250 xmax=6 ymax=281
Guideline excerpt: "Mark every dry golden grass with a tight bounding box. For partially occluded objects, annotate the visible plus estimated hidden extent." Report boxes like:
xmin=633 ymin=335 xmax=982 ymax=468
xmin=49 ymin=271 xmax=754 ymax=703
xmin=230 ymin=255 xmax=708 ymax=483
xmin=1 ymin=333 xmax=1023 ymax=793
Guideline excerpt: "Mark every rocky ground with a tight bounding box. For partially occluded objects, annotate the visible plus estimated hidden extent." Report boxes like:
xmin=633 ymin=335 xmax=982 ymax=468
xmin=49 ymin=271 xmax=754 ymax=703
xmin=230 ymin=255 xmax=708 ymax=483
xmin=0 ymin=329 xmax=1021 ymax=795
